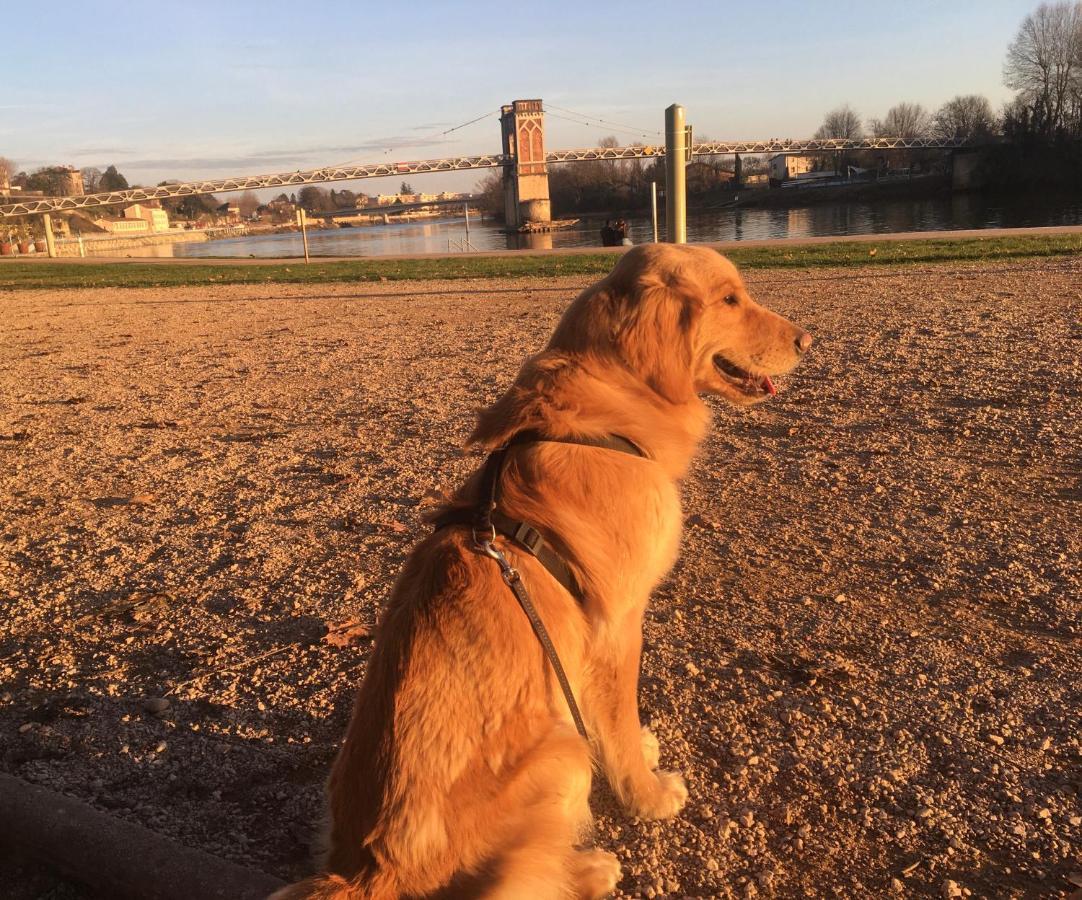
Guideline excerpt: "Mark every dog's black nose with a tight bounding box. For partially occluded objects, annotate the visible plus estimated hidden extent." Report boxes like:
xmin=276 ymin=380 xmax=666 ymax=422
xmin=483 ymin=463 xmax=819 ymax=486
xmin=795 ymin=332 xmax=813 ymax=354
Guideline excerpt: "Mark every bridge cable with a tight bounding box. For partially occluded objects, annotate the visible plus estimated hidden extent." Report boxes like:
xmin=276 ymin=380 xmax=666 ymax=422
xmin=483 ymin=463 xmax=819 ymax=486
xmin=333 ymin=110 xmax=498 ymax=170
xmin=546 ymin=104 xmax=661 ymax=138
xmin=545 ymin=112 xmax=661 ymax=142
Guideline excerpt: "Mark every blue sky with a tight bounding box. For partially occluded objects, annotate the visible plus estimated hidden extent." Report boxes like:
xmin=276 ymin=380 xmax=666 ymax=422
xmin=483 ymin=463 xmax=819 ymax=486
xmin=2 ymin=0 xmax=1033 ymax=196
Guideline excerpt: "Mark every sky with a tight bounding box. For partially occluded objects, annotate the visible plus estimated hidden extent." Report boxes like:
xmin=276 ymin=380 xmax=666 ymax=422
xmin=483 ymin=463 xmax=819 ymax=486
xmin=1 ymin=0 xmax=1036 ymax=198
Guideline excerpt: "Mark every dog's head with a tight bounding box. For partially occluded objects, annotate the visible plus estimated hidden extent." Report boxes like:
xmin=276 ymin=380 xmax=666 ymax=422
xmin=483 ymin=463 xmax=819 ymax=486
xmin=549 ymin=244 xmax=812 ymax=406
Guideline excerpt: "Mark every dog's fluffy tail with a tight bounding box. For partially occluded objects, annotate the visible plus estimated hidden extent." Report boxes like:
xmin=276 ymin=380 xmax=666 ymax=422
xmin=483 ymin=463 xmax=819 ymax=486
xmin=268 ymin=870 xmax=398 ymax=900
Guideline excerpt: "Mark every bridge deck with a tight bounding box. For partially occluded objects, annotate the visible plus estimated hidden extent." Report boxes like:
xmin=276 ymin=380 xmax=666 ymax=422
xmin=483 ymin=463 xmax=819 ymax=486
xmin=1 ymin=138 xmax=972 ymax=218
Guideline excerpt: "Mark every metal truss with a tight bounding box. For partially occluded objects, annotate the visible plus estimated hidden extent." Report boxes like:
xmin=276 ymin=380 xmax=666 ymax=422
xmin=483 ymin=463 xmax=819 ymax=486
xmin=692 ymin=137 xmax=971 ymax=154
xmin=0 ymin=154 xmax=508 ymax=217
xmin=1 ymin=138 xmax=972 ymax=218
xmin=546 ymin=136 xmax=970 ymax=163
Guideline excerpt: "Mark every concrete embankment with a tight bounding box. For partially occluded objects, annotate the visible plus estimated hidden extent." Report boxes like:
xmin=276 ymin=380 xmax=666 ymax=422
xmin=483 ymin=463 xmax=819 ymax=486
xmin=53 ymin=230 xmax=212 ymax=257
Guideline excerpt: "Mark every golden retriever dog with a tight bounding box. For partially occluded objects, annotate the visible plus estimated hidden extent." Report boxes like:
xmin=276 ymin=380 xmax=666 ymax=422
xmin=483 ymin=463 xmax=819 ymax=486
xmin=272 ymin=243 xmax=812 ymax=899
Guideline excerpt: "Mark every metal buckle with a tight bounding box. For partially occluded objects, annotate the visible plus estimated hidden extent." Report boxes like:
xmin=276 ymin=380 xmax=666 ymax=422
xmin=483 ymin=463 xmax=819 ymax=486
xmin=513 ymin=522 xmax=544 ymax=556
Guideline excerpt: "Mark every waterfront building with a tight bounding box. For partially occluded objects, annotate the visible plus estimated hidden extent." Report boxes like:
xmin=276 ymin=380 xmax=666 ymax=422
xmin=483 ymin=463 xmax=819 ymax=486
xmin=123 ymin=203 xmax=170 ymax=231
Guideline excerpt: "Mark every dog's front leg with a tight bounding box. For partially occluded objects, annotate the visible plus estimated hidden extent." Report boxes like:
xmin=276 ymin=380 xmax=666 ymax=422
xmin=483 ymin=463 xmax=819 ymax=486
xmin=586 ymin=625 xmax=687 ymax=820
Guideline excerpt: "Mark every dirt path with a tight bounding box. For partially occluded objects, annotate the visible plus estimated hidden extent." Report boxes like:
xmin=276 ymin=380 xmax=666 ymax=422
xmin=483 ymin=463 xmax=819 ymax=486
xmin=1 ymin=259 xmax=1079 ymax=898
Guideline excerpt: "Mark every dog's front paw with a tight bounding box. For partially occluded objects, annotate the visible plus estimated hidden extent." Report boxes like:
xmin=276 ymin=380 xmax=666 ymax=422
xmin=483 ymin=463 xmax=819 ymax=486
xmin=640 ymin=725 xmax=660 ymax=771
xmin=572 ymin=849 xmax=621 ymax=899
xmin=629 ymin=770 xmax=688 ymax=820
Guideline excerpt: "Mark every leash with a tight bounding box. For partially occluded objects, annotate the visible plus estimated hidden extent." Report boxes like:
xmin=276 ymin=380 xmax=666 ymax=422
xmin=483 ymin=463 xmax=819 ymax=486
xmin=443 ymin=432 xmax=646 ymax=740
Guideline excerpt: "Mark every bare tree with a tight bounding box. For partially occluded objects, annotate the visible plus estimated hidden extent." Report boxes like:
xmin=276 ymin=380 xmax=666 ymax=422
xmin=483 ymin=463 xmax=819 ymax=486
xmin=1004 ymin=1 xmax=1082 ymax=136
xmin=80 ymin=166 xmax=103 ymax=193
xmin=933 ymin=95 xmax=998 ymax=140
xmin=814 ymin=105 xmax=864 ymax=140
xmin=868 ymin=102 xmax=932 ymax=138
xmin=237 ymin=190 xmax=260 ymax=218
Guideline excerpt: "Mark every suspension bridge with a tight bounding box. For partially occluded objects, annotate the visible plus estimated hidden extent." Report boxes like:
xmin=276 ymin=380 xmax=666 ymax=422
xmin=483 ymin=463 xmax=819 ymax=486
xmin=1 ymin=99 xmax=976 ymax=250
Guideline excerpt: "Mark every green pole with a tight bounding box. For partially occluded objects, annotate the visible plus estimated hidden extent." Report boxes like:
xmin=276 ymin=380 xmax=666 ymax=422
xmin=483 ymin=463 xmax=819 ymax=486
xmin=665 ymin=104 xmax=687 ymax=243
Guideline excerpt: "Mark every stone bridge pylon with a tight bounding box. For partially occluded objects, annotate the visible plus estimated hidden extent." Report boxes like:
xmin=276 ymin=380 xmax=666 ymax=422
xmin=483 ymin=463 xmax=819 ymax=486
xmin=500 ymin=99 xmax=551 ymax=229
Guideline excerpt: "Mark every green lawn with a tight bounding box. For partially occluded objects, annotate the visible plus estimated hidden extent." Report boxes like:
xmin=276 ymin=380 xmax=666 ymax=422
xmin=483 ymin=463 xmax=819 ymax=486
xmin=2 ymin=234 xmax=1079 ymax=291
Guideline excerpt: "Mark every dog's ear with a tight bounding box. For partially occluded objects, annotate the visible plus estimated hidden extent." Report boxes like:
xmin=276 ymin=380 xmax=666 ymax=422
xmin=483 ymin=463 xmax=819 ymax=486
xmin=613 ymin=277 xmax=701 ymax=404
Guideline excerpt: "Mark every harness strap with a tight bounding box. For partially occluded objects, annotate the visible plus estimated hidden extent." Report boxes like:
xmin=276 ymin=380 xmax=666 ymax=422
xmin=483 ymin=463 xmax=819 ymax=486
xmin=434 ymin=431 xmax=645 ymax=741
xmin=478 ymin=538 xmax=589 ymax=739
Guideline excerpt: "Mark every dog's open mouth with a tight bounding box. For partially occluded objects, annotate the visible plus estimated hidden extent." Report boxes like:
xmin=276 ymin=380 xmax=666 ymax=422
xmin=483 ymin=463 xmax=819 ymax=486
xmin=713 ymin=354 xmax=777 ymax=396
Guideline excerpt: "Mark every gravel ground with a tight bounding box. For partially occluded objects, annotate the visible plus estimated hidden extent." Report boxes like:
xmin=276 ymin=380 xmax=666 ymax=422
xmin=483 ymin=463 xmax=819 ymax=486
xmin=1 ymin=259 xmax=1079 ymax=899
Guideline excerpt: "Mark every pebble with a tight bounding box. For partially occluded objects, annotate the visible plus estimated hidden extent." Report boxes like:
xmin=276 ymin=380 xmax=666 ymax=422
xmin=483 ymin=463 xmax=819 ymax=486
xmin=144 ymin=697 xmax=171 ymax=714
xmin=987 ymin=734 xmax=1005 ymax=746
xmin=891 ymin=877 xmax=904 ymax=893
xmin=942 ymin=879 xmax=962 ymax=898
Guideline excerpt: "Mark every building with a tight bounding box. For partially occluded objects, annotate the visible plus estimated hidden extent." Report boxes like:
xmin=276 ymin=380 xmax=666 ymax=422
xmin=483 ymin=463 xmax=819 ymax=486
xmin=769 ymin=154 xmax=816 ymax=183
xmin=123 ymin=203 xmax=170 ymax=232
xmin=58 ymin=166 xmax=84 ymax=197
xmin=93 ymin=217 xmax=150 ymax=234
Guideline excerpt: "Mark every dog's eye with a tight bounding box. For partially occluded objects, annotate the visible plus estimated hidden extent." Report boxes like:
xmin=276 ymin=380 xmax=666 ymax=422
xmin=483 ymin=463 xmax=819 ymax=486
xmin=723 ymin=294 xmax=739 ymax=306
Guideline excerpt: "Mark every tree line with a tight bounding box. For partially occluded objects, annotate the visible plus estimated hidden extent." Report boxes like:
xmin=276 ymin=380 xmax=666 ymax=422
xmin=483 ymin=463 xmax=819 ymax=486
xmin=478 ymin=1 xmax=1082 ymax=218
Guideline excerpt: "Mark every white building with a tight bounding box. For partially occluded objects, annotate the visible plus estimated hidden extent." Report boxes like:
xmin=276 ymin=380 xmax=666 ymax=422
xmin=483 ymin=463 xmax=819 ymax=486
xmin=123 ymin=203 xmax=170 ymax=232
xmin=769 ymin=154 xmax=816 ymax=182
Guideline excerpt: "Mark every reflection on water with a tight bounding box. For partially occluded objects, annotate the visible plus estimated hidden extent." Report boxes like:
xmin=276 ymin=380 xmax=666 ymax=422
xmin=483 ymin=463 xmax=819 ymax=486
xmin=102 ymin=193 xmax=1082 ymax=259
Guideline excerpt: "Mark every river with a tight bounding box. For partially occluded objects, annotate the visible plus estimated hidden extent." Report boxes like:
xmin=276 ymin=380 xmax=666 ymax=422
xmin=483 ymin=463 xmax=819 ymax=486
xmin=100 ymin=192 xmax=1082 ymax=259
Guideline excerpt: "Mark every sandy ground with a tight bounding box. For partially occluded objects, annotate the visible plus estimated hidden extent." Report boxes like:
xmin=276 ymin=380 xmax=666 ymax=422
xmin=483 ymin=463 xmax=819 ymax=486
xmin=0 ymin=259 xmax=1079 ymax=899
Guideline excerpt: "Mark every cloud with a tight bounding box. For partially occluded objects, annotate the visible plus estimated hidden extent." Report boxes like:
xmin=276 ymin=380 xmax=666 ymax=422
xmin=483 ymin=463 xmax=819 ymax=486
xmin=72 ymin=147 xmax=134 ymax=156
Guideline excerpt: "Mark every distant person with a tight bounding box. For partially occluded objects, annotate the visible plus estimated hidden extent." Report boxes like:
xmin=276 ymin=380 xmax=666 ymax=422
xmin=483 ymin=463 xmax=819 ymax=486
xmin=601 ymin=220 xmax=620 ymax=247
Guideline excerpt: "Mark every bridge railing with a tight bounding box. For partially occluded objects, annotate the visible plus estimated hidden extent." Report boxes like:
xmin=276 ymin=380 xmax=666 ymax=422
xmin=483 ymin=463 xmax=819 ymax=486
xmin=0 ymin=138 xmax=973 ymax=219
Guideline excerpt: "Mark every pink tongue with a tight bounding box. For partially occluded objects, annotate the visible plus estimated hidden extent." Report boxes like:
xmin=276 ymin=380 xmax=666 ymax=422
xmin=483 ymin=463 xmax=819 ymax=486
xmin=763 ymin=375 xmax=777 ymax=396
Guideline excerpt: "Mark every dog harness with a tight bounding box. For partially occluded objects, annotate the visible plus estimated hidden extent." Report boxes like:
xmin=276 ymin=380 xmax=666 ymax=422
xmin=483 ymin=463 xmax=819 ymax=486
xmin=432 ymin=430 xmax=646 ymax=738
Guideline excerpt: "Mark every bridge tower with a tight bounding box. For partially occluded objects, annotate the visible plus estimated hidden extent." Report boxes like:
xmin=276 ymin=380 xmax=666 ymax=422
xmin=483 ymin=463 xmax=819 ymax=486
xmin=500 ymin=100 xmax=551 ymax=229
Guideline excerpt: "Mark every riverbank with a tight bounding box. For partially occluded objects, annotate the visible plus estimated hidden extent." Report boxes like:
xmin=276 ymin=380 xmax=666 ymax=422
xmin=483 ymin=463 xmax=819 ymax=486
xmin=51 ymin=230 xmax=213 ymax=258
xmin=1 ymin=258 xmax=1077 ymax=898
xmin=2 ymin=228 xmax=1081 ymax=290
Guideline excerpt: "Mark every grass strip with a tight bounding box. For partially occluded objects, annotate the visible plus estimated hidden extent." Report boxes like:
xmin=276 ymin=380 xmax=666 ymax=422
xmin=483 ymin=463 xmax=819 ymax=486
xmin=2 ymin=234 xmax=1080 ymax=291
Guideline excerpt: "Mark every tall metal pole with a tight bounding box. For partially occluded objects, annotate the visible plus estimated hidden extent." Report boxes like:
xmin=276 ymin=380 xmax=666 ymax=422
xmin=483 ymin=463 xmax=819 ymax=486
xmin=297 ymin=208 xmax=310 ymax=264
xmin=463 ymin=202 xmax=470 ymax=250
xmin=650 ymin=182 xmax=659 ymax=243
xmin=664 ymin=104 xmax=687 ymax=243
xmin=42 ymin=214 xmax=57 ymax=258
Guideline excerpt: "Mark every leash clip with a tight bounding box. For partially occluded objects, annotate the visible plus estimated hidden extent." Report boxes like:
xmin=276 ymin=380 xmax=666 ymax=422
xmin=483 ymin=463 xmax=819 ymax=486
xmin=475 ymin=535 xmax=521 ymax=585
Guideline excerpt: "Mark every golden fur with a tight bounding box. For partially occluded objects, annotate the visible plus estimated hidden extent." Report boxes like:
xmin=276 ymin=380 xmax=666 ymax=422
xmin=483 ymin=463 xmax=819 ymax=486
xmin=272 ymin=244 xmax=812 ymax=899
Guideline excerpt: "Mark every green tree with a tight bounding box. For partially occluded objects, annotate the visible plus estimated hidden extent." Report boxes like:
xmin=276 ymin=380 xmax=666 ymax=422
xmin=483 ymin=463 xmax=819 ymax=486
xmin=298 ymin=185 xmax=332 ymax=211
xmin=99 ymin=165 xmax=129 ymax=191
